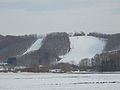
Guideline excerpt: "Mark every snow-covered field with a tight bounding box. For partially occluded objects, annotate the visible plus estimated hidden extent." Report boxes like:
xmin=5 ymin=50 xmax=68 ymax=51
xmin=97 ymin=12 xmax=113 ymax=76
xmin=0 ymin=73 xmax=120 ymax=90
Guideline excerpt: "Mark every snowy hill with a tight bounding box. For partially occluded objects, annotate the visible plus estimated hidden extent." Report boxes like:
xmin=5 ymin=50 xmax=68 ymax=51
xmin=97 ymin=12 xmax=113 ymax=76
xmin=60 ymin=36 xmax=106 ymax=64
xmin=23 ymin=35 xmax=106 ymax=64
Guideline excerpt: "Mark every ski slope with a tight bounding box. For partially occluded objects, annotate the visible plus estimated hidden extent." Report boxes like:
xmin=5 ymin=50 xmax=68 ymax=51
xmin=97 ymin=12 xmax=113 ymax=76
xmin=23 ymin=38 xmax=43 ymax=54
xmin=60 ymin=36 xmax=106 ymax=64
xmin=24 ymin=36 xmax=106 ymax=64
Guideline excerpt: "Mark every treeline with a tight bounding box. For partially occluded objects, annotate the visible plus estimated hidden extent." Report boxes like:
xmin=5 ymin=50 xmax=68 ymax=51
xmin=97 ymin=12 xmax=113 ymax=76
xmin=92 ymin=50 xmax=120 ymax=71
xmin=88 ymin=32 xmax=120 ymax=51
xmin=1 ymin=50 xmax=120 ymax=73
xmin=78 ymin=50 xmax=120 ymax=72
xmin=0 ymin=34 xmax=37 ymax=62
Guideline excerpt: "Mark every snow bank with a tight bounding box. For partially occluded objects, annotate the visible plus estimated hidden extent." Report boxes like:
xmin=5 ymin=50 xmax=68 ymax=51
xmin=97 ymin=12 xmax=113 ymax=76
xmin=60 ymin=36 xmax=106 ymax=64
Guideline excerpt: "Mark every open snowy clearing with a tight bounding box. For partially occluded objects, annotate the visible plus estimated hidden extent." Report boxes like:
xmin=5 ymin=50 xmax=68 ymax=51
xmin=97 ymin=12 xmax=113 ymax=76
xmin=0 ymin=73 xmax=120 ymax=90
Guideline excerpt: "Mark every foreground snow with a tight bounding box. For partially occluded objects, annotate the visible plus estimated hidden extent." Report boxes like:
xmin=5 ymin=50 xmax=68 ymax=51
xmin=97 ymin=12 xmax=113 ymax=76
xmin=60 ymin=36 xmax=105 ymax=64
xmin=0 ymin=73 xmax=120 ymax=90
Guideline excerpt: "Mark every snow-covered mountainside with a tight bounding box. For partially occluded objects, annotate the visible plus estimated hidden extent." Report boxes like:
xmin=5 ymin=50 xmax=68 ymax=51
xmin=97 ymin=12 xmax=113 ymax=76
xmin=60 ymin=36 xmax=106 ymax=64
xmin=23 ymin=36 xmax=106 ymax=64
xmin=23 ymin=38 xmax=43 ymax=54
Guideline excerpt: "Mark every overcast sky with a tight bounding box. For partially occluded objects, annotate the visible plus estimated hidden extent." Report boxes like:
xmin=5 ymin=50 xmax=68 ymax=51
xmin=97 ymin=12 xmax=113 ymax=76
xmin=0 ymin=0 xmax=120 ymax=35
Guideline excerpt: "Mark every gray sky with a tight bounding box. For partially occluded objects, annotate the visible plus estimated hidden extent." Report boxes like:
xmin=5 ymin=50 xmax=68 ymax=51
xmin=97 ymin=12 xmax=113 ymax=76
xmin=0 ymin=0 xmax=120 ymax=35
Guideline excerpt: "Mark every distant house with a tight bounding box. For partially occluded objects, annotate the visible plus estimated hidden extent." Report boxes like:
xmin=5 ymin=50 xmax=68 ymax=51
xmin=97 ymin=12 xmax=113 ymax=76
xmin=49 ymin=69 xmax=63 ymax=73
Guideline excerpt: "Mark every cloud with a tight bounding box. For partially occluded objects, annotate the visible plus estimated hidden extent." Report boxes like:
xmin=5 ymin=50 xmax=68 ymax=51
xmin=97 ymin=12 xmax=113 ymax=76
xmin=0 ymin=0 xmax=120 ymax=11
xmin=0 ymin=0 xmax=120 ymax=35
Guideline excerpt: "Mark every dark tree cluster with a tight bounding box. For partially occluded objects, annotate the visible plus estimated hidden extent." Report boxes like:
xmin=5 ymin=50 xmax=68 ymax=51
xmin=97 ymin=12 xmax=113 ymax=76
xmin=73 ymin=32 xmax=85 ymax=36
xmin=93 ymin=50 xmax=120 ymax=71
xmin=0 ymin=34 xmax=37 ymax=62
